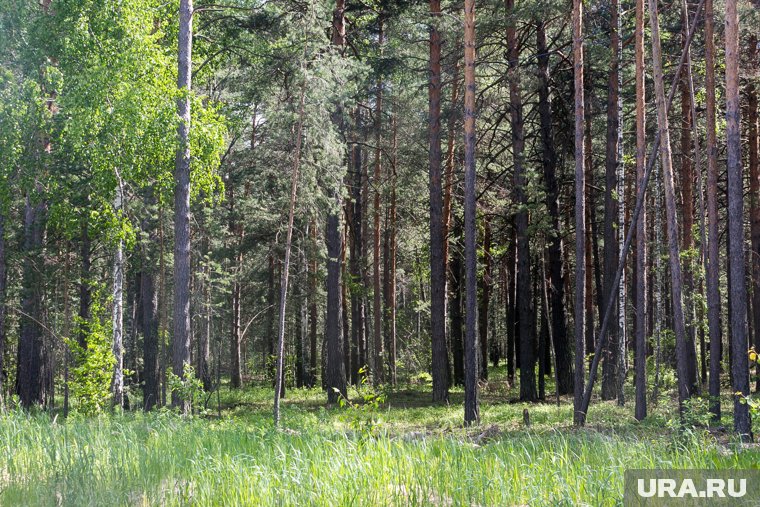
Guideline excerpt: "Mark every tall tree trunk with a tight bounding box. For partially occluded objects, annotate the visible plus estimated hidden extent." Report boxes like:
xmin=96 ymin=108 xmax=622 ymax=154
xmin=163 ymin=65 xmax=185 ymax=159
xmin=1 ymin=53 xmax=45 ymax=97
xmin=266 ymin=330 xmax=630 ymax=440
xmin=463 ymin=0 xmax=479 ymax=426
xmin=342 ymin=223 xmax=351 ymax=381
xmin=704 ymin=0 xmax=722 ymax=422
xmin=274 ymin=85 xmax=305 ymax=426
xmin=507 ymin=0 xmax=536 ymax=402
xmin=572 ymin=0 xmax=586 ymax=425
xmin=442 ymin=63 xmax=461 ymax=277
xmin=0 ymin=212 xmax=6 ymax=401
xmin=478 ymin=215 xmax=491 ymax=380
xmin=350 ymin=138 xmax=364 ymax=385
xmin=746 ymin=34 xmax=760 ymax=393
xmin=429 ymin=0 xmax=449 ymax=401
xmin=308 ymin=220 xmax=318 ymax=387
xmin=386 ymin=115 xmax=398 ymax=385
xmin=324 ymin=0 xmax=348 ymax=404
xmin=450 ymin=222 xmax=465 ymax=386
xmin=601 ymin=0 xmax=621 ymax=401
xmin=506 ymin=225 xmax=517 ymax=383
xmin=172 ymin=0 xmax=193 ymax=413
xmin=77 ymin=221 xmax=91 ymax=349
xmin=634 ymin=0 xmax=648 ymax=421
xmin=680 ymin=20 xmax=698 ymax=393
xmin=16 ymin=194 xmax=47 ymax=408
xmin=648 ymin=0 xmax=691 ymax=411
xmin=372 ymin=15 xmax=385 ymax=385
xmin=536 ymin=19 xmax=573 ymax=395
xmin=141 ymin=228 xmax=160 ymax=411
xmin=724 ymin=0 xmax=751 ymax=439
xmin=228 ymin=181 xmax=243 ymax=389
xmin=112 ymin=181 xmax=125 ymax=408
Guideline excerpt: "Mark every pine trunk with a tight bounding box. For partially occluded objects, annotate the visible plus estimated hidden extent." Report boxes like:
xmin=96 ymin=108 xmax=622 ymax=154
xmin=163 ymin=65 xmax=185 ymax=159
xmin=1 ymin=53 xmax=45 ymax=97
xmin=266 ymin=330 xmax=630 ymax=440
xmin=572 ymin=0 xmax=586 ymax=425
xmin=463 ymin=0 xmax=479 ymax=426
xmin=725 ymin=0 xmax=751 ymax=438
xmin=634 ymin=0 xmax=647 ymax=421
xmin=172 ymin=0 xmax=193 ymax=413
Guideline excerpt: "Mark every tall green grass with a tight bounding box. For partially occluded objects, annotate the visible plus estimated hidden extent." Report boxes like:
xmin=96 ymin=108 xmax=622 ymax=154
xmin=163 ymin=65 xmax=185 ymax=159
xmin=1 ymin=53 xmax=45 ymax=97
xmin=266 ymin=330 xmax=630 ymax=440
xmin=0 ymin=381 xmax=755 ymax=506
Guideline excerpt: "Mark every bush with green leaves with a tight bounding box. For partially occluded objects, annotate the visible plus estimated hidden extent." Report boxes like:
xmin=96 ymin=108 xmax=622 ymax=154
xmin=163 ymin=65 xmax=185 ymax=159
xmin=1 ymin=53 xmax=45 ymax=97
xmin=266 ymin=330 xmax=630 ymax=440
xmin=167 ymin=364 xmax=206 ymax=416
xmin=335 ymin=366 xmax=387 ymax=438
xmin=66 ymin=287 xmax=115 ymax=415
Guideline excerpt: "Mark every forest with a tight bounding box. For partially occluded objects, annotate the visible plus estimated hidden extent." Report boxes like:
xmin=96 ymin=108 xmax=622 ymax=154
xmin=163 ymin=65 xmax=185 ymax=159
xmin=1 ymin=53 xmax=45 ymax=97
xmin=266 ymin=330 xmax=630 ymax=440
xmin=0 ymin=0 xmax=759 ymax=504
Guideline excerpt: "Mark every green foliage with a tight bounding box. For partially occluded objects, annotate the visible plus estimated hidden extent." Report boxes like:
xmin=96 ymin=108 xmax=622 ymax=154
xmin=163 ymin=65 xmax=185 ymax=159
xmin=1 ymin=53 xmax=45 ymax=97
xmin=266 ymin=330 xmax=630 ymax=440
xmin=335 ymin=367 xmax=387 ymax=438
xmin=66 ymin=287 xmax=115 ymax=416
xmin=167 ymin=364 xmax=206 ymax=416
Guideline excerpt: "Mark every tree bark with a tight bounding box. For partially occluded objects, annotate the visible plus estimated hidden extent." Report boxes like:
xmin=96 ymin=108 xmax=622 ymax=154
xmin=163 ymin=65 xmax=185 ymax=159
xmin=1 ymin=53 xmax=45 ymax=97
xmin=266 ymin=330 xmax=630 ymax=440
xmin=112 ymin=181 xmax=125 ymax=408
xmin=0 ymin=212 xmax=6 ymax=401
xmin=228 ymin=181 xmax=243 ymax=389
xmin=463 ymin=0 xmax=479 ymax=426
xmin=450 ymin=222 xmax=465 ymax=386
xmin=634 ymin=0 xmax=647 ymax=421
xmin=428 ymin=0 xmax=449 ymax=401
xmin=324 ymin=0 xmax=348 ymax=404
xmin=506 ymin=225 xmax=517 ymax=383
xmin=601 ymin=0 xmax=622 ymax=401
xmin=536 ymin=18 xmax=573 ymax=395
xmin=725 ymin=0 xmax=751 ymax=439
xmin=680 ymin=18 xmax=698 ymax=393
xmin=478 ymin=215 xmax=491 ymax=380
xmin=746 ymin=34 xmax=760 ymax=393
xmin=308 ymin=220 xmax=318 ymax=387
xmin=703 ymin=0 xmax=722 ymax=422
xmin=274 ymin=85 xmax=305 ymax=426
xmin=372 ymin=15 xmax=385 ymax=385
xmin=386 ymin=114 xmax=398 ymax=385
xmin=572 ymin=0 xmax=586 ymax=425
xmin=141 ymin=225 xmax=160 ymax=410
xmin=17 ymin=194 xmax=47 ymax=408
xmin=648 ymin=0 xmax=692 ymax=412
xmin=507 ymin=0 xmax=536 ymax=402
xmin=350 ymin=137 xmax=364 ymax=385
xmin=172 ymin=0 xmax=193 ymax=413
xmin=77 ymin=221 xmax=92 ymax=350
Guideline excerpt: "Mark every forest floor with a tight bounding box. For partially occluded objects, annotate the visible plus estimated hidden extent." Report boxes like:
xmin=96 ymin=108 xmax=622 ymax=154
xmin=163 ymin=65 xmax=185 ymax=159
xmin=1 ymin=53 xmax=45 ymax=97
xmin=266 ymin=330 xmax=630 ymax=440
xmin=0 ymin=366 xmax=757 ymax=506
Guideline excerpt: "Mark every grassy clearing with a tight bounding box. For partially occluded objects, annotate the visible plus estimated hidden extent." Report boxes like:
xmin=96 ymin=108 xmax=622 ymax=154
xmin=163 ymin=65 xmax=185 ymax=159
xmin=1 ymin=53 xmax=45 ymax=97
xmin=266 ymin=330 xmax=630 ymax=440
xmin=0 ymin=369 xmax=756 ymax=506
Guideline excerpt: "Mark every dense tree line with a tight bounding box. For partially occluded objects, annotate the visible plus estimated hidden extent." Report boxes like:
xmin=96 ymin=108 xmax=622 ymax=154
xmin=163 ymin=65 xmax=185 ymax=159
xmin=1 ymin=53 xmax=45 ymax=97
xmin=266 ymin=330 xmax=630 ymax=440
xmin=0 ymin=0 xmax=758 ymax=438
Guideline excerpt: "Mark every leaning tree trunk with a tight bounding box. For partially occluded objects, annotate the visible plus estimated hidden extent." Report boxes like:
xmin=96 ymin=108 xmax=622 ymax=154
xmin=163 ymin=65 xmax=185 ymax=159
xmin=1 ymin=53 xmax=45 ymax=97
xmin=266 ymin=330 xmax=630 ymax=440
xmin=648 ymin=0 xmax=692 ymax=413
xmin=274 ymin=85 xmax=305 ymax=426
xmin=572 ymin=0 xmax=586 ymax=426
xmin=172 ymin=0 xmax=193 ymax=414
xmin=724 ymin=0 xmax=751 ymax=439
xmin=463 ymin=0 xmax=479 ymax=426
